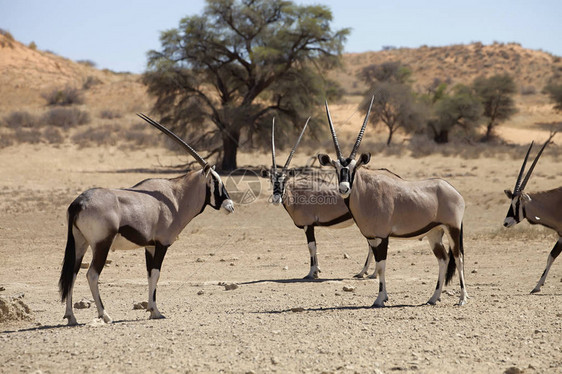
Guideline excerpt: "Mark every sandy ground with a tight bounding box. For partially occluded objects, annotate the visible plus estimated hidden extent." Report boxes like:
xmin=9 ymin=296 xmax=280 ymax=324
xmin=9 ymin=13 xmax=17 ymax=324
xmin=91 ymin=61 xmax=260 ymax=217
xmin=1 ymin=143 xmax=561 ymax=374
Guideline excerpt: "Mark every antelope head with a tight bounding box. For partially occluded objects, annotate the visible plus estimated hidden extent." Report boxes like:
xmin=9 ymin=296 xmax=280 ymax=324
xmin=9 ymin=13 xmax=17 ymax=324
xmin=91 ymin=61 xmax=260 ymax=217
xmin=503 ymin=133 xmax=556 ymax=227
xmin=267 ymin=117 xmax=310 ymax=205
xmin=318 ymin=97 xmax=374 ymax=198
xmin=137 ymin=114 xmax=234 ymax=214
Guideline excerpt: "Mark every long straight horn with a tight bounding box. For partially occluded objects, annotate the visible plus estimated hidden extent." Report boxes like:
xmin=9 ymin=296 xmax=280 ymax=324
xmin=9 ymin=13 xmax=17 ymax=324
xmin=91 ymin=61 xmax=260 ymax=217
xmin=137 ymin=113 xmax=208 ymax=167
xmin=350 ymin=95 xmax=374 ymax=159
xmin=325 ymin=100 xmax=343 ymax=160
xmin=513 ymin=142 xmax=533 ymax=193
xmin=283 ymin=117 xmax=310 ymax=170
xmin=519 ymin=132 xmax=557 ymax=191
xmin=271 ymin=118 xmax=277 ymax=174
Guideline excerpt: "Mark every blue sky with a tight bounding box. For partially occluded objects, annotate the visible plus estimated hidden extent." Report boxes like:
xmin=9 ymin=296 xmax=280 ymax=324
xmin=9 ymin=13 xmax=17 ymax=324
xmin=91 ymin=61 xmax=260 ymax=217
xmin=1 ymin=0 xmax=560 ymax=74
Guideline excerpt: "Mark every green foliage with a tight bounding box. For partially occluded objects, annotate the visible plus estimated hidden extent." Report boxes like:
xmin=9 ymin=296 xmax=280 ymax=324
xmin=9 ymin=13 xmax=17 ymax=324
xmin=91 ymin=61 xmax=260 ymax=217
xmin=472 ymin=74 xmax=517 ymax=141
xmin=543 ymin=83 xmax=562 ymax=111
xmin=361 ymin=81 xmax=428 ymax=145
xmin=358 ymin=61 xmax=412 ymax=86
xmin=428 ymin=84 xmax=482 ymax=143
xmin=143 ymin=0 xmax=349 ymax=170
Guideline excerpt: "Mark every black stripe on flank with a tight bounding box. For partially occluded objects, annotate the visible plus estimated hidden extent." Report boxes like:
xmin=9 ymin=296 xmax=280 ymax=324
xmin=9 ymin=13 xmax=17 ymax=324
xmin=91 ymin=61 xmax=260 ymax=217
xmin=119 ymin=225 xmax=155 ymax=247
xmin=391 ymin=222 xmax=441 ymax=238
xmin=315 ymin=211 xmax=354 ymax=227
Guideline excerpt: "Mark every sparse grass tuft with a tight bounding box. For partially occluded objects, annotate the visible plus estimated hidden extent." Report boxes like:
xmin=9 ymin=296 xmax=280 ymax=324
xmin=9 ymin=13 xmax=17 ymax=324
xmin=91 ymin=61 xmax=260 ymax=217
xmin=99 ymin=110 xmax=122 ymax=119
xmin=42 ymin=86 xmax=84 ymax=106
xmin=41 ymin=108 xmax=90 ymax=129
xmin=82 ymin=76 xmax=102 ymax=90
xmin=2 ymin=111 xmax=39 ymax=129
xmin=77 ymin=59 xmax=96 ymax=68
xmin=42 ymin=127 xmax=64 ymax=144
xmin=71 ymin=124 xmax=120 ymax=148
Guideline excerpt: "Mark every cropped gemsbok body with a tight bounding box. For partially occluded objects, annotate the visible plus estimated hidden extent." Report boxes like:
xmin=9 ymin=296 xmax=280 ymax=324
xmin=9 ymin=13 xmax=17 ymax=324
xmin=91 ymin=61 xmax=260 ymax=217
xmin=267 ymin=118 xmax=375 ymax=279
xmin=318 ymin=99 xmax=468 ymax=307
xmin=59 ymin=114 xmax=234 ymax=325
xmin=503 ymin=133 xmax=560 ymax=293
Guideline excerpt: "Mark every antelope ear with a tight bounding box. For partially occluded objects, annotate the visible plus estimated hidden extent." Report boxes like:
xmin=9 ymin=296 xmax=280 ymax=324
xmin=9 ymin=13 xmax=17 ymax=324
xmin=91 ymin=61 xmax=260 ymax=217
xmin=318 ymin=153 xmax=332 ymax=166
xmin=504 ymin=189 xmax=513 ymax=199
xmin=521 ymin=193 xmax=531 ymax=202
xmin=203 ymin=164 xmax=212 ymax=177
xmin=357 ymin=153 xmax=371 ymax=167
xmin=260 ymin=168 xmax=270 ymax=178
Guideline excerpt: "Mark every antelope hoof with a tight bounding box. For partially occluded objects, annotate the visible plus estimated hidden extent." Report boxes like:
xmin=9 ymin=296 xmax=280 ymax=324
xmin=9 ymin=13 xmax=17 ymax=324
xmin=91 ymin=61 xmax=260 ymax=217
xmin=149 ymin=310 xmax=166 ymax=319
xmin=530 ymin=287 xmax=541 ymax=294
xmin=101 ymin=312 xmax=113 ymax=323
xmin=457 ymin=299 xmax=467 ymax=307
xmin=426 ymin=299 xmax=438 ymax=306
xmin=368 ymin=273 xmax=377 ymax=279
xmin=353 ymin=273 xmax=366 ymax=279
xmin=372 ymin=302 xmax=385 ymax=308
xmin=64 ymin=315 xmax=78 ymax=326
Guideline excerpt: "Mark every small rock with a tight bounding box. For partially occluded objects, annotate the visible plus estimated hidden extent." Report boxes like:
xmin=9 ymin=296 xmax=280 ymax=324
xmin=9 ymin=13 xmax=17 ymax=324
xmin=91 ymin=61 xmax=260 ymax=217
xmin=271 ymin=357 xmax=279 ymax=365
xmin=283 ymin=266 xmax=289 ymax=271
xmin=218 ymin=281 xmax=226 ymax=286
xmin=0 ymin=286 xmax=5 ymax=291
xmin=12 ymin=292 xmax=25 ymax=300
xmin=504 ymin=367 xmax=523 ymax=374
xmin=343 ymin=253 xmax=350 ymax=259
xmin=196 ymin=258 xmax=205 ymax=263
xmin=291 ymin=307 xmax=305 ymax=313
xmin=74 ymin=299 xmax=91 ymax=309
xmin=229 ymin=262 xmax=235 ymax=266
xmin=343 ymin=286 xmax=355 ymax=292
xmin=105 ymin=259 xmax=112 ymax=265
xmin=471 ymin=269 xmax=478 ymax=274
xmin=224 ymin=283 xmax=238 ymax=291
xmin=133 ymin=301 xmax=148 ymax=310
xmin=197 ymin=290 xmax=205 ymax=295
xmin=80 ymin=262 xmax=89 ymax=269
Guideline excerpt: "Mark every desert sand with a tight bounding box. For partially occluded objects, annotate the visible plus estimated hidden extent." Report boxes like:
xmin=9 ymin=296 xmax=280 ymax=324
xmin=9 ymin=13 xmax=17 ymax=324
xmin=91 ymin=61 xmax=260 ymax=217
xmin=0 ymin=141 xmax=561 ymax=374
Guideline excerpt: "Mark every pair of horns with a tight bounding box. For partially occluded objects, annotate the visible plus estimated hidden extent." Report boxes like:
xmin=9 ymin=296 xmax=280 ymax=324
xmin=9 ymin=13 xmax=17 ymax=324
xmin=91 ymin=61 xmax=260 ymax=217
xmin=271 ymin=117 xmax=311 ymax=174
xmin=326 ymin=96 xmax=374 ymax=160
xmin=137 ymin=113 xmax=208 ymax=168
xmin=513 ymin=131 xmax=557 ymax=194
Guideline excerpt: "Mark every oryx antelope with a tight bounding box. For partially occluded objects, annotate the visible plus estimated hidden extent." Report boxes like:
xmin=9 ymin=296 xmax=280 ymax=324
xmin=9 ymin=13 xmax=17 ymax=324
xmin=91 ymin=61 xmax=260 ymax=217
xmin=59 ymin=114 xmax=234 ymax=325
xmin=267 ymin=118 xmax=376 ymax=279
xmin=318 ymin=99 xmax=468 ymax=307
xmin=503 ymin=133 xmax=560 ymax=293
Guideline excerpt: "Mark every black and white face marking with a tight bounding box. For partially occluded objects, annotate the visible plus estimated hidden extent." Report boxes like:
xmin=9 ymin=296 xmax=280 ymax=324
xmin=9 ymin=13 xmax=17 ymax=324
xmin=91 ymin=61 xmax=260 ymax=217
xmin=503 ymin=189 xmax=524 ymax=227
xmin=318 ymin=153 xmax=370 ymax=198
xmin=271 ymin=171 xmax=286 ymax=205
xmin=207 ymin=168 xmax=234 ymax=213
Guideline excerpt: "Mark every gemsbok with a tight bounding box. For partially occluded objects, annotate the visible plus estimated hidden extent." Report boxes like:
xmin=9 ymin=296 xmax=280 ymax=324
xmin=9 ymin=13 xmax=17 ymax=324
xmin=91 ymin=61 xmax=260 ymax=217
xmin=267 ymin=118 xmax=375 ymax=279
xmin=59 ymin=114 xmax=234 ymax=325
xmin=503 ymin=132 xmax=560 ymax=293
xmin=318 ymin=99 xmax=468 ymax=307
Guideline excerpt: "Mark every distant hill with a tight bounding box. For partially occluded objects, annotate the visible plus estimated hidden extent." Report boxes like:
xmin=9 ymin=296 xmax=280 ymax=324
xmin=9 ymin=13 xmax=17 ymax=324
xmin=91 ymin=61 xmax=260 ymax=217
xmin=0 ymin=33 xmax=150 ymax=113
xmin=331 ymin=42 xmax=562 ymax=96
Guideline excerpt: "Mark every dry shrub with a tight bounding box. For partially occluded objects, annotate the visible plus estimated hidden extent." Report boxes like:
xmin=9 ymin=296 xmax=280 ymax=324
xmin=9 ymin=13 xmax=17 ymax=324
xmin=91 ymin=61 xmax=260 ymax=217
xmin=77 ymin=59 xmax=96 ymax=68
xmin=43 ymin=127 xmax=64 ymax=144
xmin=0 ymin=29 xmax=14 ymax=48
xmin=99 ymin=110 xmax=122 ymax=119
xmin=82 ymin=75 xmax=102 ymax=90
xmin=42 ymin=86 xmax=84 ymax=106
xmin=14 ymin=128 xmax=41 ymax=144
xmin=41 ymin=108 xmax=90 ymax=129
xmin=71 ymin=124 xmax=121 ymax=148
xmin=2 ymin=111 xmax=39 ymax=129
xmin=0 ymin=133 xmax=15 ymax=148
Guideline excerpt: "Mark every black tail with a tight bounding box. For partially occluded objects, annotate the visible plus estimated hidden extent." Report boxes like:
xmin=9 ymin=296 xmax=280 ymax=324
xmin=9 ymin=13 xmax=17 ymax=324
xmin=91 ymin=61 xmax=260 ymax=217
xmin=59 ymin=201 xmax=81 ymax=302
xmin=445 ymin=223 xmax=464 ymax=285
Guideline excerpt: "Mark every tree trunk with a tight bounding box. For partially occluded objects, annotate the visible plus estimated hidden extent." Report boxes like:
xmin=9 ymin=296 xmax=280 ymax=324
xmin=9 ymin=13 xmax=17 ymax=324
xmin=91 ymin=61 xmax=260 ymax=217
xmin=434 ymin=130 xmax=449 ymax=143
xmin=483 ymin=121 xmax=494 ymax=142
xmin=386 ymin=128 xmax=394 ymax=146
xmin=220 ymin=130 xmax=240 ymax=171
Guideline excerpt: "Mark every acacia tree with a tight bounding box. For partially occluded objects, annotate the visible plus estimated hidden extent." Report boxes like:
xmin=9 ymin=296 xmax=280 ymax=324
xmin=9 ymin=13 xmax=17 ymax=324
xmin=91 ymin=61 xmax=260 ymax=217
xmin=361 ymin=82 xmax=427 ymax=145
xmin=472 ymin=74 xmax=517 ymax=141
xmin=544 ymin=83 xmax=562 ymax=112
xmin=427 ymin=85 xmax=482 ymax=143
xmin=143 ymin=0 xmax=349 ymax=170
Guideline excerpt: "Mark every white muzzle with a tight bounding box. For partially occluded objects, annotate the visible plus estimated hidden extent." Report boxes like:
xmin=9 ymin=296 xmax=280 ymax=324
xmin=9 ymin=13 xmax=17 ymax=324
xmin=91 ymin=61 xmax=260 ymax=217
xmin=272 ymin=194 xmax=282 ymax=205
xmin=339 ymin=182 xmax=351 ymax=198
xmin=221 ymin=199 xmax=235 ymax=214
